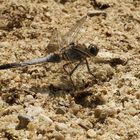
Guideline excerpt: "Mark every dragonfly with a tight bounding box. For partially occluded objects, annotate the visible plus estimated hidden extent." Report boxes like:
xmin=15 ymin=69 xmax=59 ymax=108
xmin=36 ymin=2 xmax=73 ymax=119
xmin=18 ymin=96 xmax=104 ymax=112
xmin=0 ymin=11 xmax=106 ymax=87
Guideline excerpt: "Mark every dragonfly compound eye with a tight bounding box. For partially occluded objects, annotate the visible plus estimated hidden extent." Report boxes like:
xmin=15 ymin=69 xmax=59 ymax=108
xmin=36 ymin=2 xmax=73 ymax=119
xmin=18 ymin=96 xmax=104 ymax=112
xmin=88 ymin=44 xmax=99 ymax=56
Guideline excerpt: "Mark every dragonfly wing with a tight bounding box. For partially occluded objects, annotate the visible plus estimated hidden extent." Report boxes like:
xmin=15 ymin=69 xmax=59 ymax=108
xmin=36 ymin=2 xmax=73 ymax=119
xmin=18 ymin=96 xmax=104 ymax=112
xmin=47 ymin=28 xmax=62 ymax=53
xmin=47 ymin=11 xmax=105 ymax=53
xmin=61 ymin=11 xmax=106 ymax=47
xmin=62 ymin=15 xmax=88 ymax=47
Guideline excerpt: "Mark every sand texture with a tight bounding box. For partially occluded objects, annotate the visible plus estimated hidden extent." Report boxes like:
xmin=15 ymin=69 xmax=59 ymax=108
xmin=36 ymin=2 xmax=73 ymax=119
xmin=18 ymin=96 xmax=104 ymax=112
xmin=0 ymin=0 xmax=140 ymax=139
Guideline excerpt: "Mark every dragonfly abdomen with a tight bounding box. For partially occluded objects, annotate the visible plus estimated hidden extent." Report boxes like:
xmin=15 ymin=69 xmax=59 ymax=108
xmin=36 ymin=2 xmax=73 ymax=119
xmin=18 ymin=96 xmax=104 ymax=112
xmin=0 ymin=53 xmax=62 ymax=70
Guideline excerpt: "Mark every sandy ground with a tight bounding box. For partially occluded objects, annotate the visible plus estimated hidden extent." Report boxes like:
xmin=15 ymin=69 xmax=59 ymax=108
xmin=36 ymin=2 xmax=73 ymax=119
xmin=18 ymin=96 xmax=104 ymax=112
xmin=0 ymin=0 xmax=140 ymax=139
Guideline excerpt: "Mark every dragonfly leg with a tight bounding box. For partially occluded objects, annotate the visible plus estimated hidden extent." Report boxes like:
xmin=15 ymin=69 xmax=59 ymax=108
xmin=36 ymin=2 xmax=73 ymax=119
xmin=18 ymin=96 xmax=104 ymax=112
xmin=63 ymin=62 xmax=75 ymax=87
xmin=63 ymin=61 xmax=82 ymax=87
xmin=85 ymin=59 xmax=94 ymax=76
xmin=69 ymin=61 xmax=83 ymax=76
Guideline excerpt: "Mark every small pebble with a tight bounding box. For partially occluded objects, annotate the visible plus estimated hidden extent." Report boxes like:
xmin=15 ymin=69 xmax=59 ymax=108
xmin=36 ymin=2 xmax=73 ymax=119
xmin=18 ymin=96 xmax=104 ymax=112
xmin=40 ymin=114 xmax=53 ymax=125
xmin=87 ymin=129 xmax=96 ymax=138
xmin=56 ymin=107 xmax=66 ymax=115
xmin=55 ymin=123 xmax=68 ymax=131
xmin=79 ymin=120 xmax=93 ymax=130
xmin=53 ymin=131 xmax=65 ymax=140
xmin=16 ymin=114 xmax=33 ymax=129
xmin=65 ymin=134 xmax=71 ymax=140
xmin=25 ymin=106 xmax=44 ymax=116
xmin=71 ymin=104 xmax=81 ymax=115
xmin=25 ymin=95 xmax=34 ymax=100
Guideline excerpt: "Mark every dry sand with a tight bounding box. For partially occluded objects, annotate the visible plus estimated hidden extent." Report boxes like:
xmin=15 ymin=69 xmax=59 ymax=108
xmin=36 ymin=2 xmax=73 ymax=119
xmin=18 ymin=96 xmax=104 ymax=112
xmin=0 ymin=0 xmax=140 ymax=139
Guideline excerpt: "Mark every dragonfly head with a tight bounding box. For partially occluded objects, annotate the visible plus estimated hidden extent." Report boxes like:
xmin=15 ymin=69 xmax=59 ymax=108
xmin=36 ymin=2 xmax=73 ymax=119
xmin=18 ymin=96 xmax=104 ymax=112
xmin=87 ymin=44 xmax=99 ymax=56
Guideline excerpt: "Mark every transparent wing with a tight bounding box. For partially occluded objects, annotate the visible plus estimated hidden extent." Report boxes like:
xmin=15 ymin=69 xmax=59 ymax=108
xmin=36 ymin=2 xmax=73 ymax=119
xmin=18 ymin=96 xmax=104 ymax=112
xmin=47 ymin=11 xmax=106 ymax=53
xmin=46 ymin=28 xmax=62 ymax=53
xmin=46 ymin=16 xmax=87 ymax=53
xmin=62 ymin=15 xmax=88 ymax=47
xmin=61 ymin=11 xmax=106 ymax=47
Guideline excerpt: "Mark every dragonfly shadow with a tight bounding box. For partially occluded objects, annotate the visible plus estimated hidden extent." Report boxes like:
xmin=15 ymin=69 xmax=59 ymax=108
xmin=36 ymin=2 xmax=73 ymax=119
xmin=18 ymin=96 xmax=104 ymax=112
xmin=29 ymin=82 xmax=74 ymax=96
xmin=74 ymin=90 xmax=106 ymax=108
